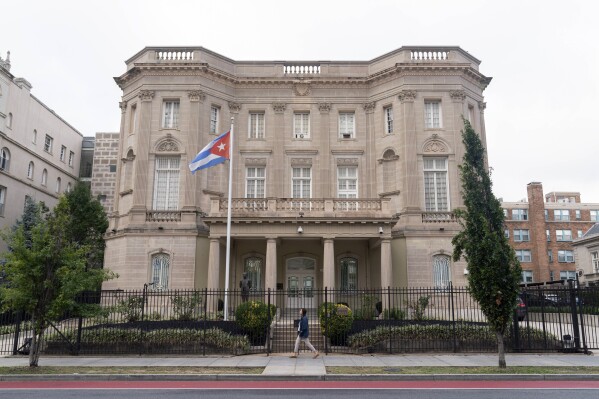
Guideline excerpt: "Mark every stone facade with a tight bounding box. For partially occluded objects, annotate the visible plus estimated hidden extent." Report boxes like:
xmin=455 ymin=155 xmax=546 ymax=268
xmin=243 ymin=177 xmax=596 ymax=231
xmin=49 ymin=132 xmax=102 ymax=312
xmin=90 ymin=132 xmax=120 ymax=214
xmin=503 ymin=182 xmax=599 ymax=283
xmin=103 ymin=46 xmax=492 ymax=297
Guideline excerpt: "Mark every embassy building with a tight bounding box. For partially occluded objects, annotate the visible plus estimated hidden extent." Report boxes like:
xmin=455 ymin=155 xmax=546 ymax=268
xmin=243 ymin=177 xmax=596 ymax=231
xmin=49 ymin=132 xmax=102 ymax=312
xmin=102 ymin=46 xmax=492 ymax=296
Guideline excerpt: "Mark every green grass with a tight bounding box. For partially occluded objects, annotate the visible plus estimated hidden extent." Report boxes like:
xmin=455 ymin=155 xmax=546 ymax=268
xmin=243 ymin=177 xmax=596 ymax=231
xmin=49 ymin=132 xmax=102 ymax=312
xmin=326 ymin=366 xmax=599 ymax=374
xmin=0 ymin=366 xmax=263 ymax=375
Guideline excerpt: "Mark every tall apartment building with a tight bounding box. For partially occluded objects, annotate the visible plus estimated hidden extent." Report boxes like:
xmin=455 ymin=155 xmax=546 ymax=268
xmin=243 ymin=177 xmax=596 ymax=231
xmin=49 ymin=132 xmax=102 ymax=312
xmin=0 ymin=52 xmax=83 ymax=254
xmin=502 ymin=182 xmax=599 ymax=284
xmin=103 ymin=46 xmax=492 ymax=296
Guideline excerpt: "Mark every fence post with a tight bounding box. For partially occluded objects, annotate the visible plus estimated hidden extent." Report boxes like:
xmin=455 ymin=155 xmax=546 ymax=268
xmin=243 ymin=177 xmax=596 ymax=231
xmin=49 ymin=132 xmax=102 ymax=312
xmin=267 ymin=288 xmax=271 ymax=356
xmin=388 ymin=287 xmax=392 ymax=354
xmin=324 ymin=287 xmax=328 ymax=355
xmin=12 ymin=310 xmax=22 ymax=356
xmin=568 ymin=280 xmax=581 ymax=351
xmin=449 ymin=282 xmax=457 ymax=353
xmin=203 ymin=288 xmax=207 ymax=357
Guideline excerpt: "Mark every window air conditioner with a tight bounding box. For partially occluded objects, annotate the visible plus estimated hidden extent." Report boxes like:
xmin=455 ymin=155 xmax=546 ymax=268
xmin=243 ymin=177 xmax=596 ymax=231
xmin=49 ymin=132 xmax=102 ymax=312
xmin=342 ymin=133 xmax=351 ymax=139
xmin=296 ymin=134 xmax=304 ymax=139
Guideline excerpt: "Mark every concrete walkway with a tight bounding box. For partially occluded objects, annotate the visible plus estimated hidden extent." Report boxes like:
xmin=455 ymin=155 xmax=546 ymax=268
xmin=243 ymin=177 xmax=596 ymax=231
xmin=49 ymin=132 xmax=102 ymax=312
xmin=1 ymin=353 xmax=598 ymax=377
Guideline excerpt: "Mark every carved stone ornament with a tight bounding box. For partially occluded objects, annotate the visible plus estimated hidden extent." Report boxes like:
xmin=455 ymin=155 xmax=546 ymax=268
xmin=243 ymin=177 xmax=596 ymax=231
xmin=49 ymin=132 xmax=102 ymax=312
xmin=449 ymin=90 xmax=466 ymax=102
xmin=290 ymin=158 xmax=313 ymax=166
xmin=245 ymin=158 xmax=267 ymax=166
xmin=336 ymin=158 xmax=359 ymax=166
xmin=157 ymin=139 xmax=180 ymax=152
xmin=398 ymin=90 xmax=417 ymax=103
xmin=138 ymin=90 xmax=155 ymax=102
xmin=293 ymin=81 xmax=312 ymax=96
xmin=272 ymin=103 xmax=287 ymax=113
xmin=119 ymin=101 xmax=128 ymax=113
xmin=318 ymin=103 xmax=331 ymax=113
xmin=228 ymin=102 xmax=241 ymax=113
xmin=363 ymin=102 xmax=376 ymax=113
xmin=478 ymin=101 xmax=486 ymax=111
xmin=423 ymin=139 xmax=448 ymax=153
xmin=188 ymin=90 xmax=205 ymax=102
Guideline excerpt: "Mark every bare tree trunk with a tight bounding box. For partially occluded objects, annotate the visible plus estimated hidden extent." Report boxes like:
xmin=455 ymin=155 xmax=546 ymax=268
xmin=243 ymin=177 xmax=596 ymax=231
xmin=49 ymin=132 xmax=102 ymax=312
xmin=497 ymin=331 xmax=506 ymax=368
xmin=28 ymin=316 xmax=44 ymax=367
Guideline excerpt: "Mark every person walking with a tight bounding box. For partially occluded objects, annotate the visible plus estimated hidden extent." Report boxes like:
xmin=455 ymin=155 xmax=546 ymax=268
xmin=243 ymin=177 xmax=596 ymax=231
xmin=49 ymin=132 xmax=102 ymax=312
xmin=290 ymin=308 xmax=319 ymax=358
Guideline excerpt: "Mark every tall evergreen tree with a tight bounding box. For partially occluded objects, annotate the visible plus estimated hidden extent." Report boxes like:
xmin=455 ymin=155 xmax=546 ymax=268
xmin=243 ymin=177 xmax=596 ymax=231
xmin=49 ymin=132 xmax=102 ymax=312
xmin=452 ymin=119 xmax=522 ymax=368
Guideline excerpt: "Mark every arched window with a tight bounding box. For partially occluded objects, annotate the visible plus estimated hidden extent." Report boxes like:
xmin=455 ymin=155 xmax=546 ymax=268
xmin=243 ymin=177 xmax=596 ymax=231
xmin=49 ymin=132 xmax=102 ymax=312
xmin=41 ymin=169 xmax=47 ymax=186
xmin=151 ymin=253 xmax=170 ymax=290
xmin=7 ymin=113 xmax=12 ymax=128
xmin=433 ymin=255 xmax=451 ymax=289
xmin=340 ymin=257 xmax=358 ymax=291
xmin=33 ymin=129 xmax=37 ymax=144
xmin=66 ymin=182 xmax=72 ymax=192
xmin=244 ymin=256 xmax=263 ymax=290
xmin=0 ymin=148 xmax=10 ymax=171
xmin=55 ymin=177 xmax=61 ymax=193
xmin=124 ymin=149 xmax=135 ymax=190
xmin=27 ymin=161 xmax=34 ymax=180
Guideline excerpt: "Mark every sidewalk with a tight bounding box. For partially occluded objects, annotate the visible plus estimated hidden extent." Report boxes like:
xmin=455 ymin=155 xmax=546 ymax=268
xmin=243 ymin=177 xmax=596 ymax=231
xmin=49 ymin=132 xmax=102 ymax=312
xmin=1 ymin=353 xmax=598 ymax=379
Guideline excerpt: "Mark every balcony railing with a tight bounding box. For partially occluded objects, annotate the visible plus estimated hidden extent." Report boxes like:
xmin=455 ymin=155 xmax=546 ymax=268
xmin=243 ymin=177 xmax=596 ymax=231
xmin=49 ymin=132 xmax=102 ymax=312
xmin=422 ymin=212 xmax=456 ymax=223
xmin=213 ymin=198 xmax=390 ymax=216
xmin=410 ymin=50 xmax=449 ymax=61
xmin=146 ymin=211 xmax=182 ymax=222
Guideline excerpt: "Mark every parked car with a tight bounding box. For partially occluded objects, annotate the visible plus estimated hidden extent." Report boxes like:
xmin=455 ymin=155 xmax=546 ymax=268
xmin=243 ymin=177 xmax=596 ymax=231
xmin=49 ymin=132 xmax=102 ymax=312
xmin=515 ymin=297 xmax=527 ymax=321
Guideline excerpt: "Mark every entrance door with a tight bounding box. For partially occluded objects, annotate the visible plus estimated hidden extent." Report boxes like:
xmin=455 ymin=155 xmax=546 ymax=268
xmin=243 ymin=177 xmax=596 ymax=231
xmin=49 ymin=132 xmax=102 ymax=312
xmin=286 ymin=257 xmax=316 ymax=309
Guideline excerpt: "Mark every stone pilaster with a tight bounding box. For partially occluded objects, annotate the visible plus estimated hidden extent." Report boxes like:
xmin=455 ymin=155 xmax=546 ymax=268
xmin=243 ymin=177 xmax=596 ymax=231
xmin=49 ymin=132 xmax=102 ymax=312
xmin=381 ymin=238 xmax=392 ymax=311
xmin=323 ymin=238 xmax=335 ymax=289
xmin=265 ymin=238 xmax=277 ymax=291
xmin=184 ymin=90 xmax=204 ymax=208
xmin=398 ymin=90 xmax=419 ymax=211
xmin=318 ymin=103 xmax=331 ymax=197
xmin=271 ymin=103 xmax=286 ymax=197
xmin=363 ymin=102 xmax=376 ymax=197
xmin=207 ymin=238 xmax=221 ymax=290
xmin=132 ymin=90 xmax=154 ymax=208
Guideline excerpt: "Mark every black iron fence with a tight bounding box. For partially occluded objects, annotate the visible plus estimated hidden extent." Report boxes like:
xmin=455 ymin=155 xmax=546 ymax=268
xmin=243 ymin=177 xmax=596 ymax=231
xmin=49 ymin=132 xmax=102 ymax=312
xmin=1 ymin=283 xmax=598 ymax=356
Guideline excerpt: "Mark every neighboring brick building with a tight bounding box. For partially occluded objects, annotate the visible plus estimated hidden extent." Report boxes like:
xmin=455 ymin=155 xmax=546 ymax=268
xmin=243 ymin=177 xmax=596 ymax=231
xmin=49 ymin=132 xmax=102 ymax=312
xmin=572 ymin=223 xmax=599 ymax=286
xmin=502 ymin=182 xmax=599 ymax=284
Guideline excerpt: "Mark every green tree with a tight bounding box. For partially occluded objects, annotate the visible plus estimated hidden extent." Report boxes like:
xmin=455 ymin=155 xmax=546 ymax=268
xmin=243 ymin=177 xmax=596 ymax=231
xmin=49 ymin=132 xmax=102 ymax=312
xmin=0 ymin=196 xmax=114 ymax=367
xmin=61 ymin=182 xmax=108 ymax=270
xmin=452 ymin=119 xmax=521 ymax=368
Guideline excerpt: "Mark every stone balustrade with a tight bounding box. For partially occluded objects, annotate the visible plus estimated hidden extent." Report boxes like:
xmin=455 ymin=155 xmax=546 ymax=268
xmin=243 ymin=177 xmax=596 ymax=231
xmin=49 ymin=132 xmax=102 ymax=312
xmin=410 ymin=50 xmax=449 ymax=61
xmin=421 ymin=212 xmax=456 ymax=223
xmin=283 ymin=64 xmax=321 ymax=74
xmin=146 ymin=210 xmax=182 ymax=222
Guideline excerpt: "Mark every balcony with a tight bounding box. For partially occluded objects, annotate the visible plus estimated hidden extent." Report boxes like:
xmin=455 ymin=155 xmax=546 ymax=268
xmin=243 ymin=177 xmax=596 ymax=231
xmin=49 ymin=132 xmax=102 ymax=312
xmin=421 ymin=212 xmax=457 ymax=223
xmin=146 ymin=210 xmax=182 ymax=222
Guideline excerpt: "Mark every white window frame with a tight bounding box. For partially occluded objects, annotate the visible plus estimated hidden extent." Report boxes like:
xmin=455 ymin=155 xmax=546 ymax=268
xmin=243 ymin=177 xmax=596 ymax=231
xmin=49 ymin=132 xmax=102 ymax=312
xmin=548 ymin=250 xmax=553 ymax=263
xmin=592 ymin=251 xmax=599 ymax=273
xmin=504 ymin=230 xmax=510 ymax=239
xmin=560 ymin=270 xmax=577 ymax=281
xmin=340 ymin=257 xmax=358 ymax=291
xmin=556 ymin=229 xmax=572 ymax=242
xmin=44 ymin=135 xmax=53 ymax=153
xmin=423 ymin=157 xmax=449 ymax=211
xmin=291 ymin=167 xmax=311 ymax=199
xmin=293 ymin=112 xmax=310 ymax=139
xmin=60 ymin=145 xmax=66 ymax=162
xmin=68 ymin=151 xmax=74 ymax=167
xmin=546 ymin=229 xmax=551 ymax=241
xmin=162 ymin=100 xmax=180 ymax=129
xmin=521 ymin=270 xmax=533 ymax=283
xmin=554 ymin=209 xmax=570 ymax=221
xmin=151 ymin=253 xmax=170 ymax=291
xmin=511 ymin=209 xmax=528 ymax=221
xmin=152 ymin=156 xmax=180 ymax=210
xmin=384 ymin=106 xmax=393 ymax=134
xmin=0 ymin=185 xmax=6 ymax=216
xmin=27 ymin=161 xmax=34 ymax=180
xmin=337 ymin=166 xmax=358 ymax=210
xmin=244 ymin=256 xmax=263 ymax=291
xmin=433 ymin=255 xmax=451 ymax=290
xmin=558 ymin=250 xmax=574 ymax=263
xmin=245 ymin=167 xmax=266 ymax=198
xmin=41 ymin=169 xmax=47 ymax=186
xmin=575 ymin=209 xmax=581 ymax=220
xmin=577 ymin=230 xmax=583 ymax=238
xmin=248 ymin=112 xmax=265 ymax=139
xmin=514 ymin=229 xmax=530 ymax=242
xmin=516 ymin=250 xmax=532 ymax=263
xmin=591 ymin=210 xmax=599 ymax=222
xmin=0 ymin=147 xmax=10 ymax=172
xmin=424 ymin=100 xmax=442 ymax=128
xmin=129 ymin=104 xmax=137 ymax=134
xmin=339 ymin=112 xmax=355 ymax=139
xmin=55 ymin=177 xmax=61 ymax=193
xmin=210 ymin=106 xmax=220 ymax=134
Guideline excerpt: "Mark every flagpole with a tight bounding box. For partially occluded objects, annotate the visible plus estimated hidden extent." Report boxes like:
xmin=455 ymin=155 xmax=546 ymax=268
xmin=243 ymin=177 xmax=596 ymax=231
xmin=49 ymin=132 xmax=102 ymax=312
xmin=224 ymin=117 xmax=234 ymax=321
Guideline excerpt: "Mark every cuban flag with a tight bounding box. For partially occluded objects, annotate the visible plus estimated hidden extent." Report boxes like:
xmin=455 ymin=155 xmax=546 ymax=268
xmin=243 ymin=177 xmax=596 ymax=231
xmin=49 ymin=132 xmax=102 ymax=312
xmin=189 ymin=131 xmax=230 ymax=173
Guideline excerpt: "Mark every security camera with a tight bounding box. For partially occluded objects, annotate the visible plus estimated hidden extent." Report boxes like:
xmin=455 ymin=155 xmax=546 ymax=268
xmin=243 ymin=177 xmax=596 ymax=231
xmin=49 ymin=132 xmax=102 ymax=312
xmin=378 ymin=227 xmax=384 ymax=234
xmin=297 ymin=226 xmax=303 ymax=234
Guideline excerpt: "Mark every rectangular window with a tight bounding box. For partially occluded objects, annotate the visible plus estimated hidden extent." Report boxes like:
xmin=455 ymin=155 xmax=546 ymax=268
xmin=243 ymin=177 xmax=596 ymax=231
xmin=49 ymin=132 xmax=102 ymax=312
xmin=68 ymin=151 xmax=74 ymax=167
xmin=575 ymin=209 xmax=581 ymax=220
xmin=578 ymin=230 xmax=583 ymax=238
xmin=550 ymin=271 xmax=554 ymax=281
xmin=384 ymin=106 xmax=393 ymax=134
xmin=558 ymin=250 xmax=574 ymax=263
xmin=511 ymin=209 xmax=528 ymax=221
xmin=294 ymin=113 xmax=310 ymax=139
xmin=292 ymin=167 xmax=311 ymax=198
xmin=60 ymin=145 xmax=66 ymax=162
xmin=245 ymin=167 xmax=265 ymax=198
xmin=162 ymin=101 xmax=180 ymax=129
xmin=560 ymin=270 xmax=577 ymax=281
xmin=544 ymin=209 xmax=548 ymax=221
xmin=248 ymin=112 xmax=265 ymax=139
xmin=423 ymin=157 xmax=449 ymax=211
xmin=152 ymin=156 xmax=180 ymax=210
xmin=504 ymin=230 xmax=510 ymax=239
xmin=337 ymin=166 xmax=358 ymax=210
xmin=44 ymin=135 xmax=53 ymax=153
xmin=503 ymin=209 xmax=508 ymax=218
xmin=513 ymin=229 xmax=530 ymax=242
xmin=340 ymin=258 xmax=358 ymax=291
xmin=0 ymin=185 xmax=6 ymax=216
xmin=129 ymin=104 xmax=137 ymax=133
xmin=556 ymin=229 xmax=572 ymax=242
xmin=424 ymin=101 xmax=442 ymax=128
xmin=548 ymin=250 xmax=553 ymax=263
xmin=468 ymin=104 xmax=474 ymax=123
xmin=339 ymin=112 xmax=355 ymax=138
xmin=521 ymin=270 xmax=533 ymax=283
xmin=546 ymin=229 xmax=551 ymax=241
xmin=591 ymin=210 xmax=599 ymax=221
xmin=592 ymin=251 xmax=599 ymax=273
xmin=554 ymin=209 xmax=570 ymax=221
xmin=516 ymin=249 xmax=532 ymax=263
xmin=210 ymin=106 xmax=220 ymax=134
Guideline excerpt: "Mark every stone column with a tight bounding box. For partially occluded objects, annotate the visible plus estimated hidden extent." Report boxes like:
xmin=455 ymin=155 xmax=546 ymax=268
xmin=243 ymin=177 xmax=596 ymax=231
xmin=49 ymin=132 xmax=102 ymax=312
xmin=380 ymin=238 xmax=392 ymax=311
xmin=318 ymin=103 xmax=331 ymax=197
xmin=271 ymin=103 xmax=286 ymax=198
xmin=323 ymin=238 xmax=335 ymax=289
xmin=132 ymin=90 xmax=154 ymax=209
xmin=184 ymin=90 xmax=205 ymax=208
xmin=478 ymin=101 xmax=488 ymax=167
xmin=363 ymin=102 xmax=376 ymax=197
xmin=112 ymin=101 xmax=128 ymax=214
xmin=265 ymin=237 xmax=277 ymax=291
xmin=207 ymin=238 xmax=221 ymax=290
xmin=398 ymin=90 xmax=419 ymax=211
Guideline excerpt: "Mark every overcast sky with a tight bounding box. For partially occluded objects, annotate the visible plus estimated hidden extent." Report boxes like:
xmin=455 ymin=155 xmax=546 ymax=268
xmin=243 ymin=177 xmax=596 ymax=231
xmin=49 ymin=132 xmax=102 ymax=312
xmin=4 ymin=0 xmax=598 ymax=203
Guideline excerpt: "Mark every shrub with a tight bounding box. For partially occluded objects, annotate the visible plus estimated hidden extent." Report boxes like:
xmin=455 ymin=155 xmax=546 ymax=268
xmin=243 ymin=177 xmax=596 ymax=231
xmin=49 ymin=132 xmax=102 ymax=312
xmin=318 ymin=302 xmax=353 ymax=341
xmin=116 ymin=296 xmax=144 ymax=322
xmin=408 ymin=295 xmax=431 ymax=321
xmin=353 ymin=295 xmax=379 ymax=320
xmin=172 ymin=292 xmax=202 ymax=321
xmin=383 ymin=308 xmax=406 ymax=320
xmin=234 ymin=300 xmax=272 ymax=339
